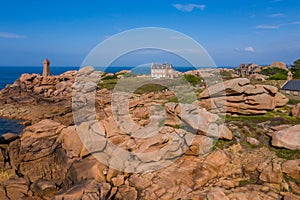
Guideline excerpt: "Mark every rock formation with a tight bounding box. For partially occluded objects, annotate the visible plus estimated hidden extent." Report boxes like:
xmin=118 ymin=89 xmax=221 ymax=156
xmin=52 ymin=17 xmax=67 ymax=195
xmin=199 ymin=78 xmax=288 ymax=115
xmin=272 ymin=124 xmax=300 ymax=150
xmin=292 ymin=103 xmax=300 ymax=118
xmin=0 ymin=68 xmax=299 ymax=199
xmin=0 ymin=119 xmax=298 ymax=199
xmin=0 ymin=71 xmax=79 ymax=125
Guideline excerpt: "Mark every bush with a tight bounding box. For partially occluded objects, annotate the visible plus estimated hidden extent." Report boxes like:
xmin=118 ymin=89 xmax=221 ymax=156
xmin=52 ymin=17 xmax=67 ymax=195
xmin=134 ymin=83 xmax=167 ymax=94
xmin=183 ymin=74 xmax=201 ymax=86
xmin=260 ymin=67 xmax=288 ymax=76
xmin=268 ymin=73 xmax=287 ymax=80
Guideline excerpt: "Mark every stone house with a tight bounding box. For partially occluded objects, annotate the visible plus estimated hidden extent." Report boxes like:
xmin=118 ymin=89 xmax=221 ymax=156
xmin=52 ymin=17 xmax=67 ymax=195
xmin=281 ymin=80 xmax=300 ymax=101
xmin=237 ymin=63 xmax=260 ymax=76
xmin=151 ymin=62 xmax=175 ymax=79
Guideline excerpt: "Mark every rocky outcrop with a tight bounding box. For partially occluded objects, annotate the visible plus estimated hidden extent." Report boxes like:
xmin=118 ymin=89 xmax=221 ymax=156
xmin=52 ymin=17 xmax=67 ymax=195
xmin=0 ymin=71 xmax=79 ymax=125
xmin=199 ymin=78 xmax=288 ymax=114
xmin=292 ymin=103 xmax=300 ymax=118
xmin=0 ymin=68 xmax=299 ymax=199
xmin=249 ymin=74 xmax=268 ymax=81
xmin=0 ymin=71 xmax=77 ymax=105
xmin=9 ymin=119 xmax=68 ymax=184
xmin=0 ymin=118 xmax=298 ymax=199
xmin=272 ymin=125 xmax=300 ymax=150
xmin=282 ymin=160 xmax=300 ymax=180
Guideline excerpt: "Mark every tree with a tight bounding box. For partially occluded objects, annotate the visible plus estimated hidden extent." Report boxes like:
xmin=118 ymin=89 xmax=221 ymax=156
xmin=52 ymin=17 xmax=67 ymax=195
xmin=291 ymin=58 xmax=300 ymax=79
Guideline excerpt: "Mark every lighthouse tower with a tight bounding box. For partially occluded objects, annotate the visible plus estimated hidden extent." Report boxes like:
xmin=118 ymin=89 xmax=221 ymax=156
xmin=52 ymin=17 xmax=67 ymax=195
xmin=42 ymin=58 xmax=50 ymax=77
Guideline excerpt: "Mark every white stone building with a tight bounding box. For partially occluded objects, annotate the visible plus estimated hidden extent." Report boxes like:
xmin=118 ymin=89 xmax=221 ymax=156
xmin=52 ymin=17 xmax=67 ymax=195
xmin=151 ymin=62 xmax=175 ymax=79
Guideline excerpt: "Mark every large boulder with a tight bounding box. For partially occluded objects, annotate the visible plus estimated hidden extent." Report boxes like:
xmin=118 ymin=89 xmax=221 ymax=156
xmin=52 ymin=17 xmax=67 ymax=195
xmin=292 ymin=103 xmax=300 ymax=118
xmin=9 ymin=119 xmax=69 ymax=184
xmin=272 ymin=125 xmax=300 ymax=150
xmin=282 ymin=159 xmax=300 ymax=180
xmin=199 ymin=78 xmax=288 ymax=114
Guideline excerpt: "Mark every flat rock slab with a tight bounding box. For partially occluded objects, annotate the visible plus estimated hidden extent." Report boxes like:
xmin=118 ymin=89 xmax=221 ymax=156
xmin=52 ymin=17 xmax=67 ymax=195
xmin=272 ymin=124 xmax=300 ymax=150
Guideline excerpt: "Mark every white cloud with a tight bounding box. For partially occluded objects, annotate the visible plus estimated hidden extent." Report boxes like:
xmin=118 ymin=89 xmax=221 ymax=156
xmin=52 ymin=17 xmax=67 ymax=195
xmin=289 ymin=21 xmax=300 ymax=25
xmin=244 ymin=47 xmax=255 ymax=52
xmin=234 ymin=47 xmax=255 ymax=53
xmin=0 ymin=32 xmax=26 ymax=39
xmin=256 ymin=25 xmax=281 ymax=29
xmin=173 ymin=4 xmax=206 ymax=12
xmin=269 ymin=13 xmax=285 ymax=18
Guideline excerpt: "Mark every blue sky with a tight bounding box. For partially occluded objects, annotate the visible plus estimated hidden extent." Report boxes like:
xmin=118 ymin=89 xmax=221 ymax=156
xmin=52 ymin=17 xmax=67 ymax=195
xmin=0 ymin=0 xmax=300 ymax=67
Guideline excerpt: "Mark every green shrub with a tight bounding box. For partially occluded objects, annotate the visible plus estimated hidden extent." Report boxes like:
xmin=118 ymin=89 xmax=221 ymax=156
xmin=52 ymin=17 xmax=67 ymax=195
xmin=288 ymin=99 xmax=300 ymax=105
xmin=268 ymin=73 xmax=287 ymax=80
xmin=183 ymin=74 xmax=202 ymax=86
xmin=134 ymin=83 xmax=167 ymax=94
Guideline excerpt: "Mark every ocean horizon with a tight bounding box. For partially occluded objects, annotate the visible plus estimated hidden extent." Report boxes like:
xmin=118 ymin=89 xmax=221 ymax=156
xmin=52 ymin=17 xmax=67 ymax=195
xmin=0 ymin=66 xmax=234 ymax=91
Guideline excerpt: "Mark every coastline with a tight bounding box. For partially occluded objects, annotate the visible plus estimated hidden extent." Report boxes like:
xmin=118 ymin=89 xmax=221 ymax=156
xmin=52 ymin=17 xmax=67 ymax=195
xmin=0 ymin=66 xmax=299 ymax=199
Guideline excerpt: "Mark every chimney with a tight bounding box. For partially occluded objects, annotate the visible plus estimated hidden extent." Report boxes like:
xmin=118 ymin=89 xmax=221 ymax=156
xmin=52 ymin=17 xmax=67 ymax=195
xmin=287 ymin=71 xmax=293 ymax=81
xmin=42 ymin=58 xmax=50 ymax=77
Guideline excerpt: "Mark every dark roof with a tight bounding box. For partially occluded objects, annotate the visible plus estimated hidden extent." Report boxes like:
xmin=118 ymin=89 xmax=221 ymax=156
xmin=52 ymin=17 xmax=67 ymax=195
xmin=151 ymin=63 xmax=173 ymax=69
xmin=281 ymin=80 xmax=300 ymax=91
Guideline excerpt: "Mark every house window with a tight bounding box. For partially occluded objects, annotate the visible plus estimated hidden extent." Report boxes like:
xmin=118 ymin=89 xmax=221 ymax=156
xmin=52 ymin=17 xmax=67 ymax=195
xmin=294 ymin=91 xmax=299 ymax=96
xmin=286 ymin=90 xmax=290 ymax=95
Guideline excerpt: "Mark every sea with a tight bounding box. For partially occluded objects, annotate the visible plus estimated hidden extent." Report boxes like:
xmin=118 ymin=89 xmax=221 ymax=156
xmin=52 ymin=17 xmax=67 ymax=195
xmin=0 ymin=65 xmax=210 ymax=90
xmin=0 ymin=65 xmax=231 ymax=135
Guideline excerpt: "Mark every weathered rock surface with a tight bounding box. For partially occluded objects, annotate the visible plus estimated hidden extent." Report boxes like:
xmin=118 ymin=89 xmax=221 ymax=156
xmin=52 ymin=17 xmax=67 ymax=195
xmin=0 ymin=69 xmax=299 ymax=199
xmin=272 ymin=125 xmax=300 ymax=150
xmin=0 ymin=71 xmax=78 ymax=126
xmin=199 ymin=78 xmax=288 ymax=114
xmin=282 ymin=159 xmax=300 ymax=180
xmin=0 ymin=119 xmax=298 ymax=199
xmin=292 ymin=103 xmax=300 ymax=118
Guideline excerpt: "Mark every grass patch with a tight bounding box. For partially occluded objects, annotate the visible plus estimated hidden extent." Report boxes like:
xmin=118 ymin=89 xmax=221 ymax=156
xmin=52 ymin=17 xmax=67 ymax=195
xmin=239 ymin=179 xmax=253 ymax=187
xmin=288 ymin=99 xmax=300 ymax=105
xmin=269 ymin=147 xmax=300 ymax=160
xmin=159 ymin=119 xmax=166 ymax=127
xmin=134 ymin=83 xmax=167 ymax=94
xmin=98 ymin=78 xmax=118 ymax=90
xmin=0 ymin=170 xmax=13 ymax=181
xmin=283 ymin=173 xmax=300 ymax=184
xmin=213 ymin=139 xmax=237 ymax=150
xmin=225 ymin=110 xmax=300 ymax=125
xmin=166 ymin=96 xmax=179 ymax=103
xmin=225 ymin=113 xmax=273 ymax=123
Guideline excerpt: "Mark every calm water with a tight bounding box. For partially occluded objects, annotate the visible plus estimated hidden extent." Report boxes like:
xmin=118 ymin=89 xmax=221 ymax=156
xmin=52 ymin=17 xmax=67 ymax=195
xmin=0 ymin=66 xmax=202 ymax=90
xmin=0 ymin=66 xmax=79 ymax=135
xmin=0 ymin=66 xmax=80 ymax=90
xmin=0 ymin=118 xmax=24 ymax=135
